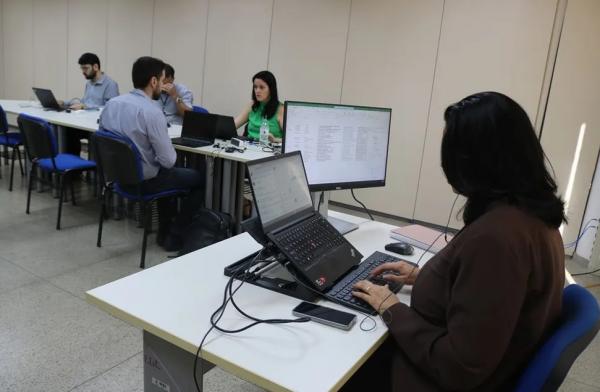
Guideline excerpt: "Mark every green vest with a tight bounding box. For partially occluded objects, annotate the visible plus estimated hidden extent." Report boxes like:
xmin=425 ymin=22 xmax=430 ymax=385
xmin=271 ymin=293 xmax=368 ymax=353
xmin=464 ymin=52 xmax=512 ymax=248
xmin=247 ymin=102 xmax=282 ymax=140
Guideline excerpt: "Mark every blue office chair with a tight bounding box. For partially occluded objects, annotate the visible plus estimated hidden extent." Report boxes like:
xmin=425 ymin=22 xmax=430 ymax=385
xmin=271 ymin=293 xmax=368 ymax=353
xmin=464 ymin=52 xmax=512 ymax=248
xmin=0 ymin=105 xmax=24 ymax=191
xmin=192 ymin=105 xmax=209 ymax=114
xmin=93 ymin=130 xmax=187 ymax=268
xmin=514 ymin=284 xmax=600 ymax=392
xmin=18 ymin=114 xmax=96 ymax=230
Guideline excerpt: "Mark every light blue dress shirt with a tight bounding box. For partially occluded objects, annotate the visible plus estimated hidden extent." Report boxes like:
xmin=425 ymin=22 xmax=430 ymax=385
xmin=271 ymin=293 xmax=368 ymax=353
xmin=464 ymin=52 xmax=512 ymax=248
xmin=99 ymin=89 xmax=176 ymax=180
xmin=81 ymin=73 xmax=119 ymax=109
xmin=154 ymin=83 xmax=193 ymax=125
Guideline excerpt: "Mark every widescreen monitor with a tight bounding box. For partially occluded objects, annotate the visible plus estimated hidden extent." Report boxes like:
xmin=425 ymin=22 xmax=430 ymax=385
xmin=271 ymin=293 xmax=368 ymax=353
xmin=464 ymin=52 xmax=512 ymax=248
xmin=282 ymin=101 xmax=391 ymax=192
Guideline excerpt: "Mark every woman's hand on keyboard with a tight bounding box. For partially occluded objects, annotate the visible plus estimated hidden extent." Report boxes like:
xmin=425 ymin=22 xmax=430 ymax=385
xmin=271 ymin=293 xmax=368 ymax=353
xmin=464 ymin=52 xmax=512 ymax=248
xmin=369 ymin=261 xmax=420 ymax=286
xmin=352 ymin=280 xmax=399 ymax=314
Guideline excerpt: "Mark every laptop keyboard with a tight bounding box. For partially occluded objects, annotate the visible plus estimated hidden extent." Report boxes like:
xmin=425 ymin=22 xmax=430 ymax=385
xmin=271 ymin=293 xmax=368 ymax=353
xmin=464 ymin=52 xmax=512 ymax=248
xmin=171 ymin=137 xmax=211 ymax=148
xmin=273 ymin=215 xmax=345 ymax=269
xmin=327 ymin=251 xmax=407 ymax=315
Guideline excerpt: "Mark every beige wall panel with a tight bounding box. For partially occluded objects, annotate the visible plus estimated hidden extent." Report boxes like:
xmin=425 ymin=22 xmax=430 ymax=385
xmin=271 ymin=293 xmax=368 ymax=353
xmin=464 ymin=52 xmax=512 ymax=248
xmin=331 ymin=0 xmax=444 ymax=219
xmin=202 ymin=0 xmax=272 ymax=116
xmin=32 ymin=0 xmax=68 ymax=99
xmin=413 ymin=0 xmax=557 ymax=228
xmin=268 ymin=0 xmax=350 ymax=103
xmin=540 ymin=0 xmax=600 ymax=244
xmin=0 ymin=1 xmax=4 ymax=100
xmin=2 ymin=0 xmax=33 ymax=100
xmin=152 ymin=0 xmax=208 ymax=106
xmin=66 ymin=0 xmax=109 ymax=99
xmin=106 ymin=0 xmax=153 ymax=92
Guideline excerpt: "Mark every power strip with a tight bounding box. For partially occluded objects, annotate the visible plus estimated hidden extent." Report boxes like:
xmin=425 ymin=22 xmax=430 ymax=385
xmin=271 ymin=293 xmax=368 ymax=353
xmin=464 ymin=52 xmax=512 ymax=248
xmin=589 ymin=227 xmax=600 ymax=272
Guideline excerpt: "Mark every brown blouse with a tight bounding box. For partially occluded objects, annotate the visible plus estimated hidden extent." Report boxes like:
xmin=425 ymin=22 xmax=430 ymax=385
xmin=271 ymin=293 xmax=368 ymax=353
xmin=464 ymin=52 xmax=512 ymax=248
xmin=385 ymin=204 xmax=565 ymax=391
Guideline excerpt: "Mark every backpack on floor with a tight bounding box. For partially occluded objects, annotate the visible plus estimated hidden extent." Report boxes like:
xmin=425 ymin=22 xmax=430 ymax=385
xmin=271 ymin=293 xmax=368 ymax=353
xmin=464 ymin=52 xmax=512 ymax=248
xmin=177 ymin=208 xmax=232 ymax=256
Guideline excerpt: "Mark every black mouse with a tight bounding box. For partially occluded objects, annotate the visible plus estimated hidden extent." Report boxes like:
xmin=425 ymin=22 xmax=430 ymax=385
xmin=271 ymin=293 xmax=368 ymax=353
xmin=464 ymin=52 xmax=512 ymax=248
xmin=385 ymin=242 xmax=414 ymax=256
xmin=65 ymin=108 xmax=71 ymax=113
xmin=224 ymin=147 xmax=236 ymax=153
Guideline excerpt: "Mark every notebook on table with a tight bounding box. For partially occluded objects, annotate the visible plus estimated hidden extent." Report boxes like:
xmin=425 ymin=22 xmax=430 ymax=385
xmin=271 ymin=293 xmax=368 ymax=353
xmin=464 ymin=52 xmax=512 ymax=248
xmin=171 ymin=111 xmax=216 ymax=148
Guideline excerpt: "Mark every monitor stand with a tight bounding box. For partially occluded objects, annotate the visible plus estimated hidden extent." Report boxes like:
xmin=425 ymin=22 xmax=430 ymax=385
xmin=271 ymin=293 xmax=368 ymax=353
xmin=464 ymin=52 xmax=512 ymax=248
xmin=312 ymin=191 xmax=359 ymax=235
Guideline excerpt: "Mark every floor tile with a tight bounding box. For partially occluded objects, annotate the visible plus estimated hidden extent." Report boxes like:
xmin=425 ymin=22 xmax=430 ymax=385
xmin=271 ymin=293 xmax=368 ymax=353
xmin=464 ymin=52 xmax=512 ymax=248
xmin=0 ymin=281 xmax=141 ymax=392
xmin=48 ymin=245 xmax=172 ymax=300
xmin=0 ymin=256 xmax=41 ymax=295
xmin=70 ymin=353 xmax=143 ymax=392
xmin=203 ymin=367 xmax=265 ymax=392
xmin=559 ymin=377 xmax=600 ymax=392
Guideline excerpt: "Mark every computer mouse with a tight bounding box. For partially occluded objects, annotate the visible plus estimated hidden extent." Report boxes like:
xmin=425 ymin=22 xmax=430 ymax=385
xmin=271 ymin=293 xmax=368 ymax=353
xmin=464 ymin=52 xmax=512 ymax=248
xmin=224 ymin=146 xmax=236 ymax=153
xmin=65 ymin=108 xmax=71 ymax=113
xmin=385 ymin=242 xmax=414 ymax=256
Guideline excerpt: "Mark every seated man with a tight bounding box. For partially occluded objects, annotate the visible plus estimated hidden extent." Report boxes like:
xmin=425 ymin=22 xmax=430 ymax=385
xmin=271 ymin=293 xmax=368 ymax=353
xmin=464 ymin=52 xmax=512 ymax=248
xmin=99 ymin=56 xmax=204 ymax=250
xmin=154 ymin=63 xmax=193 ymax=125
xmin=64 ymin=52 xmax=119 ymax=156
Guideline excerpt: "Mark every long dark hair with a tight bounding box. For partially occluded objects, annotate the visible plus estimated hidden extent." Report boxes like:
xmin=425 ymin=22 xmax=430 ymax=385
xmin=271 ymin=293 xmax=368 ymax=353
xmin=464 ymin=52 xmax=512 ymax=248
xmin=251 ymin=70 xmax=280 ymax=120
xmin=441 ymin=91 xmax=566 ymax=228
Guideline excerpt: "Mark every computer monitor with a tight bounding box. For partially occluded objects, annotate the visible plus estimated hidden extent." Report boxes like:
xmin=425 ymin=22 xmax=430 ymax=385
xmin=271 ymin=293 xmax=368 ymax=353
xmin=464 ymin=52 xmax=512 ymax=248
xmin=282 ymin=101 xmax=391 ymax=191
xmin=282 ymin=101 xmax=392 ymax=233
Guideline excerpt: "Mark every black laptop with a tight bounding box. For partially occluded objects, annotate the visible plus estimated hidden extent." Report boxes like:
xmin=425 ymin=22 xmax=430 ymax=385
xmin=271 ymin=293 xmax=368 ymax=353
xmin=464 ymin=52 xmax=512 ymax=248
xmin=215 ymin=115 xmax=237 ymax=140
xmin=32 ymin=87 xmax=65 ymax=111
xmin=171 ymin=111 xmax=216 ymax=148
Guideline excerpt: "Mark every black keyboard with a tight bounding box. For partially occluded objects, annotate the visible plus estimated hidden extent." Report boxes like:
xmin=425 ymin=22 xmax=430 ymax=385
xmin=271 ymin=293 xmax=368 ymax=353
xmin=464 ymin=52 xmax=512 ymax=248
xmin=326 ymin=251 xmax=408 ymax=315
xmin=273 ymin=215 xmax=345 ymax=268
xmin=171 ymin=137 xmax=211 ymax=148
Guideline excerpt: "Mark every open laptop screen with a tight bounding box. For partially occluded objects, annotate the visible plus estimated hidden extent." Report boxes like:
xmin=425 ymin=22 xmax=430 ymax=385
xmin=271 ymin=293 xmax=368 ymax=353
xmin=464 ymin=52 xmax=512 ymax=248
xmin=247 ymin=152 xmax=313 ymax=230
xmin=181 ymin=111 xmax=216 ymax=139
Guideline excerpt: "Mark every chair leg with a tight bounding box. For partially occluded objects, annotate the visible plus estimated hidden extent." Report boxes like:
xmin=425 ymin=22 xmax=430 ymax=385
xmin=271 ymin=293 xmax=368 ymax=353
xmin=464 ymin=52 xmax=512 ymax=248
xmin=97 ymin=188 xmax=107 ymax=247
xmin=140 ymin=202 xmax=151 ymax=269
xmin=26 ymin=167 xmax=35 ymax=214
xmin=70 ymin=175 xmax=77 ymax=206
xmin=56 ymin=174 xmax=65 ymax=230
xmin=16 ymin=148 xmax=24 ymax=176
xmin=9 ymin=147 xmax=16 ymax=191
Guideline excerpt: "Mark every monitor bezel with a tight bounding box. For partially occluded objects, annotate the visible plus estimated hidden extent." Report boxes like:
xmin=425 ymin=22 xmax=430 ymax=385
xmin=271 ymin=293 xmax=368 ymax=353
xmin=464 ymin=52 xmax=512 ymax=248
xmin=282 ymin=100 xmax=392 ymax=192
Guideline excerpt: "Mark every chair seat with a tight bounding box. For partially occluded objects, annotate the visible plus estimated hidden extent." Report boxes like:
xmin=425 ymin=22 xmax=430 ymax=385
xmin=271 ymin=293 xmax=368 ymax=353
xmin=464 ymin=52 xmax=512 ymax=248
xmin=38 ymin=153 xmax=96 ymax=172
xmin=0 ymin=133 xmax=22 ymax=146
xmin=114 ymin=183 xmax=186 ymax=202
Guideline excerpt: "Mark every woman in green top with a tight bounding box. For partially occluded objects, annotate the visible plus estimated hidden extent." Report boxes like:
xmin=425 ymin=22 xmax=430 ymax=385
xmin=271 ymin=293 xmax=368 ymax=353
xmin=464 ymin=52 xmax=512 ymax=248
xmin=235 ymin=70 xmax=284 ymax=143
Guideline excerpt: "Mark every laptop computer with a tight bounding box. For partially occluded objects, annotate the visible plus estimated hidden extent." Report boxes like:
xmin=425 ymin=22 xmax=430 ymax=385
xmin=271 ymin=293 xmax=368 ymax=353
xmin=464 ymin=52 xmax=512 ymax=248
xmin=246 ymin=151 xmax=402 ymax=314
xmin=215 ymin=115 xmax=237 ymax=140
xmin=171 ymin=111 xmax=216 ymax=148
xmin=32 ymin=87 xmax=65 ymax=111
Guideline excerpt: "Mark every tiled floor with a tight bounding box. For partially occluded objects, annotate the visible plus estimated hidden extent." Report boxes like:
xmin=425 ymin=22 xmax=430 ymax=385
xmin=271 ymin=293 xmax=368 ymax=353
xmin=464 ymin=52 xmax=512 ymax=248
xmin=0 ymin=166 xmax=599 ymax=391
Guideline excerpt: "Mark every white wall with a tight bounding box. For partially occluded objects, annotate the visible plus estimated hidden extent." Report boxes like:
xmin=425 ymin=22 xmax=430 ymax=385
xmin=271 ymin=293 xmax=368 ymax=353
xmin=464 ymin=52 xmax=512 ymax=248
xmin=1 ymin=0 xmax=598 ymax=234
xmin=541 ymin=0 xmax=600 ymax=246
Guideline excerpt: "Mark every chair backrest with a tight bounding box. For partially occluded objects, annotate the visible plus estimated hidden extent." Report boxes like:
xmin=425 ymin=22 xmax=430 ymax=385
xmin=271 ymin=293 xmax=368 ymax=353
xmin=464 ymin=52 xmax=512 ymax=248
xmin=92 ymin=130 xmax=143 ymax=186
xmin=17 ymin=114 xmax=58 ymax=161
xmin=192 ymin=105 xmax=209 ymax=114
xmin=0 ymin=105 xmax=9 ymax=135
xmin=514 ymin=284 xmax=600 ymax=392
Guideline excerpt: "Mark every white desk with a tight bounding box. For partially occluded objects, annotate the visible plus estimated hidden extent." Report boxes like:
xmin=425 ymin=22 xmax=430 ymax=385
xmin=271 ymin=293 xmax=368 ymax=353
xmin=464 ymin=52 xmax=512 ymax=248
xmin=86 ymin=211 xmax=434 ymax=391
xmin=0 ymin=99 xmax=273 ymax=232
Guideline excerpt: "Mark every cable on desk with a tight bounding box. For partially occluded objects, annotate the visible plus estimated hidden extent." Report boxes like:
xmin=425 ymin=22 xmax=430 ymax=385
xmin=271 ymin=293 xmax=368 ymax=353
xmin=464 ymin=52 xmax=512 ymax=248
xmin=350 ymin=189 xmax=374 ymax=221
xmin=194 ymin=248 xmax=310 ymax=392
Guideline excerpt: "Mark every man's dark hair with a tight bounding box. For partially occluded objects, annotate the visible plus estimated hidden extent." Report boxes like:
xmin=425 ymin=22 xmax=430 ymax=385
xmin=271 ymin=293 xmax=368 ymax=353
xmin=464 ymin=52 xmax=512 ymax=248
xmin=78 ymin=52 xmax=100 ymax=68
xmin=131 ymin=56 xmax=165 ymax=89
xmin=441 ymin=91 xmax=566 ymax=228
xmin=164 ymin=64 xmax=175 ymax=79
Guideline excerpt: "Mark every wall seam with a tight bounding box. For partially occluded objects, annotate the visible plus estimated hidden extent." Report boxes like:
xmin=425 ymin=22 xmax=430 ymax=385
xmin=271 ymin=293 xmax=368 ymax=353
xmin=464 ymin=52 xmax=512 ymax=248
xmin=266 ymin=0 xmax=275 ymax=69
xmin=200 ymin=0 xmax=211 ymax=106
xmin=411 ymin=0 xmax=446 ymax=221
xmin=150 ymin=0 xmax=156 ymax=56
xmin=338 ymin=0 xmax=353 ymax=104
xmin=65 ymin=0 xmax=70 ymax=97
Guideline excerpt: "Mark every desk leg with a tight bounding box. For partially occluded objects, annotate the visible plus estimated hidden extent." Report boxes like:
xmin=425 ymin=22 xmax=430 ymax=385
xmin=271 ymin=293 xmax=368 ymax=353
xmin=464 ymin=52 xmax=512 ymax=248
xmin=143 ymin=330 xmax=214 ymax=392
xmin=234 ymin=162 xmax=245 ymax=234
xmin=221 ymin=160 xmax=232 ymax=214
xmin=205 ymin=156 xmax=214 ymax=209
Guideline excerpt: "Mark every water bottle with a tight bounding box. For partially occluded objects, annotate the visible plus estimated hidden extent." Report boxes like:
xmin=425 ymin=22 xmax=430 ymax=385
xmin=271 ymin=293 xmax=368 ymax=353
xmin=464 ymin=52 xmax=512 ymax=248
xmin=259 ymin=117 xmax=269 ymax=145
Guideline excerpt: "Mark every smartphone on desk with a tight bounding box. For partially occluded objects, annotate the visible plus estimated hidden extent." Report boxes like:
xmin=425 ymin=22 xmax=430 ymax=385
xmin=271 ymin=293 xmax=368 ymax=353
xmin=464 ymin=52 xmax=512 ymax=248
xmin=292 ymin=301 xmax=357 ymax=331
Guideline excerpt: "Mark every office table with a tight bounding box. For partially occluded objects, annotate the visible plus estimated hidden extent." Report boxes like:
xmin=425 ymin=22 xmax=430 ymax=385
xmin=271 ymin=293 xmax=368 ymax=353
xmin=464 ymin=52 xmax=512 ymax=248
xmin=0 ymin=99 xmax=272 ymax=232
xmin=86 ymin=211 xmax=434 ymax=391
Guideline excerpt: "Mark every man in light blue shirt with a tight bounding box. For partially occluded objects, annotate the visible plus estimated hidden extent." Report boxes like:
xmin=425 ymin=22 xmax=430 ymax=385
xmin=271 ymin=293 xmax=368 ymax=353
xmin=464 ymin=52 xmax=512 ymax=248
xmin=64 ymin=53 xmax=119 ymax=155
xmin=99 ymin=56 xmax=204 ymax=250
xmin=154 ymin=63 xmax=193 ymax=125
